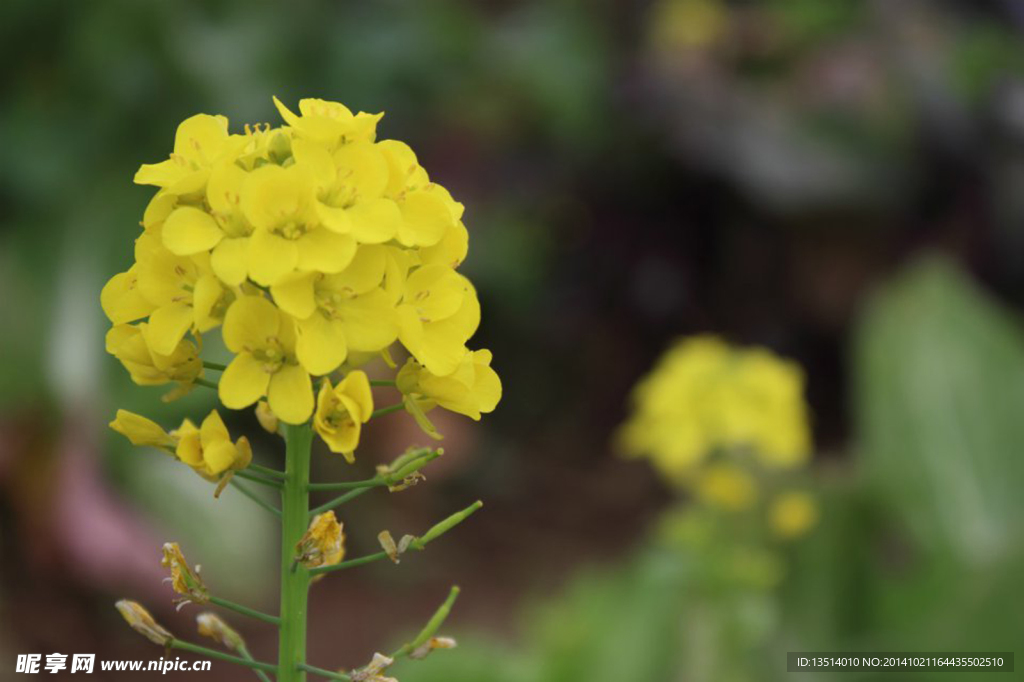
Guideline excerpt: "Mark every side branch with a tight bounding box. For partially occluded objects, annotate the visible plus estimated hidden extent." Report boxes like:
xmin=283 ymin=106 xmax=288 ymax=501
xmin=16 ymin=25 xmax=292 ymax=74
xmin=309 ymin=501 xmax=483 ymax=577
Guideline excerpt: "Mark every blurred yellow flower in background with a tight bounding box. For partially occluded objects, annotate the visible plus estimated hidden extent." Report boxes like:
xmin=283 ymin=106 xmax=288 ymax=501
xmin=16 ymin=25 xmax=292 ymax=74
xmin=618 ymin=335 xmax=811 ymax=483
xmin=769 ymin=491 xmax=818 ymax=539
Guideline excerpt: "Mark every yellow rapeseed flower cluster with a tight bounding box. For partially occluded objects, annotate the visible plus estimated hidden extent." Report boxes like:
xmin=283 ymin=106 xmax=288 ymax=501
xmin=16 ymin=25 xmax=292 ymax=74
xmin=619 ymin=335 xmax=811 ymax=481
xmin=619 ymin=335 xmax=817 ymax=541
xmin=103 ymin=97 xmax=501 ymax=461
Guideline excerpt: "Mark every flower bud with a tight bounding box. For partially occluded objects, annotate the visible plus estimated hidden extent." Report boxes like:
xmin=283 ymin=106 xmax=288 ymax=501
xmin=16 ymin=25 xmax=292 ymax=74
xmin=196 ymin=612 xmax=245 ymax=652
xmin=115 ymin=600 xmax=174 ymax=647
xmin=255 ymin=400 xmax=279 ymax=434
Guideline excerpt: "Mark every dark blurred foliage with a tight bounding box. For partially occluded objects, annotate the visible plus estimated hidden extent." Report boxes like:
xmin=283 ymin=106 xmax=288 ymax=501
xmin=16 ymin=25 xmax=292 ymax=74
xmin=2 ymin=0 xmax=1024 ymax=679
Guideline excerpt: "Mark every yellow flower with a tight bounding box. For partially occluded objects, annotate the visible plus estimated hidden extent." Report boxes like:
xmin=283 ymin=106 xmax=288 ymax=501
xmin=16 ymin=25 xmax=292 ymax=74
xmin=115 ymin=600 xmax=174 ymax=647
xmin=273 ymin=96 xmax=382 ymax=148
xmin=134 ymin=114 xmax=237 ymax=195
xmin=109 ymin=410 xmax=175 ymax=449
xmin=295 ymin=511 xmax=345 ymax=568
xmin=313 ymin=371 xmax=373 ymax=462
xmin=272 ymin=248 xmax=398 ymax=375
xmin=618 ymin=336 xmax=812 ymax=483
xmin=241 ymin=163 xmax=357 ymax=286
xmin=397 ymin=270 xmax=481 ymax=376
xmin=695 ymin=462 xmax=757 ymax=511
xmin=105 ymin=324 xmax=202 ymax=396
xmin=107 ymin=97 xmax=500 ymax=442
xmin=100 ymin=265 xmax=155 ymax=325
xmin=769 ymin=491 xmax=818 ymax=539
xmin=161 ymin=542 xmax=208 ymax=606
xmin=292 ymin=137 xmax=401 ymax=243
xmin=196 ymin=612 xmax=245 ymax=652
xmin=130 ymin=232 xmax=233 ymax=354
xmin=172 ymin=410 xmax=252 ymax=481
xmin=397 ymin=350 xmax=501 ymax=423
xmin=219 ymin=296 xmax=314 ymax=424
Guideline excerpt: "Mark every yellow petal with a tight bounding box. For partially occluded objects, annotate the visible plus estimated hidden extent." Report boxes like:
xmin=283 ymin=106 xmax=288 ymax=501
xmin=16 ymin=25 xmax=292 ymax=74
xmin=109 ymin=410 xmax=173 ymax=448
xmin=398 ymin=190 xmax=451 ymax=247
xmin=296 ymin=228 xmax=357 ymax=274
xmin=219 ymin=352 xmax=271 ymax=409
xmin=144 ymin=302 xmax=194 ymax=357
xmin=271 ymin=272 xmax=317 ymax=319
xmin=268 ymin=364 xmax=314 ymax=424
xmin=338 ymin=289 xmax=399 ymax=352
xmin=173 ymin=114 xmax=230 ymax=162
xmin=200 ymin=410 xmax=230 ymax=446
xmin=316 ymin=201 xmax=353 ymax=233
xmin=347 ymin=198 xmax=401 ymax=244
xmin=291 ymin=139 xmax=336 ymax=190
xmin=403 ymin=265 xmax=466 ymax=321
xmin=192 ymin=274 xmax=226 ymax=332
xmin=162 ymin=207 xmax=224 ymax=255
xmin=203 ymin=440 xmax=238 ymax=476
xmin=333 ymin=141 xmax=388 ymax=199
xmin=296 ymin=315 xmax=348 ymax=376
xmin=176 ymin=426 xmax=204 ymax=468
xmin=222 ymin=296 xmax=280 ymax=353
xmin=247 ymin=228 xmax=298 ymax=286
xmin=328 ymin=244 xmax=387 ymax=294
xmin=101 ymin=268 xmax=155 ymax=325
xmin=337 ymin=370 xmax=373 ymax=422
xmin=210 ymin=237 xmax=249 ymax=286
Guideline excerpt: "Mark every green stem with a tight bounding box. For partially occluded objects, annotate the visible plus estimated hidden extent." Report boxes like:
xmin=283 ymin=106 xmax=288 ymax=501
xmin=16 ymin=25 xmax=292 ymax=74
xmin=279 ymin=423 xmax=313 ymax=682
xmin=195 ymin=377 xmax=219 ymax=390
xmin=209 ymin=596 xmax=281 ymax=626
xmin=370 ymin=403 xmax=404 ymax=419
xmin=229 ymin=480 xmax=282 ymax=518
xmin=297 ymin=663 xmax=351 ymax=681
xmin=203 ymin=360 xmax=228 ymax=372
xmin=238 ymin=646 xmax=275 ymax=682
xmin=369 ymin=379 xmax=396 ymax=387
xmin=234 ymin=470 xmax=284 ymax=489
xmin=308 ymin=487 xmax=371 ymax=519
xmin=307 ymin=478 xmax=382 ymax=492
xmin=250 ymin=463 xmax=287 ymax=479
xmin=168 ymin=639 xmax=277 ymax=673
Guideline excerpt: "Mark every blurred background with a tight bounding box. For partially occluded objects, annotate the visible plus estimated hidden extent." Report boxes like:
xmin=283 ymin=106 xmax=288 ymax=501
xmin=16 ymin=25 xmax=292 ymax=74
xmin=2 ymin=0 xmax=1024 ymax=680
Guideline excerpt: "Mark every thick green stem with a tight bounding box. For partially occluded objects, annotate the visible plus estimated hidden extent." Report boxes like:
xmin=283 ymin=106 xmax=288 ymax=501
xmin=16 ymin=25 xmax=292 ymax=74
xmin=279 ymin=423 xmax=312 ymax=682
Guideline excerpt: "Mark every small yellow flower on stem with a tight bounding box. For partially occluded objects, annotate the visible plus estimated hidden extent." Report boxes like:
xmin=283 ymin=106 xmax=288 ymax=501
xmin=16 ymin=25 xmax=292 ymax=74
xmin=115 ymin=600 xmax=174 ymax=647
xmin=161 ymin=542 xmax=209 ymax=607
xmin=313 ymin=371 xmax=373 ymax=462
xmin=196 ymin=612 xmax=245 ymax=652
xmin=397 ymin=351 xmax=501 ymax=440
xmin=172 ymin=410 xmax=252 ymax=488
xmin=109 ymin=410 xmax=176 ymax=450
xmin=105 ymin=323 xmax=202 ymax=400
xmin=295 ymin=511 xmax=345 ymax=569
xmin=219 ymin=296 xmax=314 ymax=425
